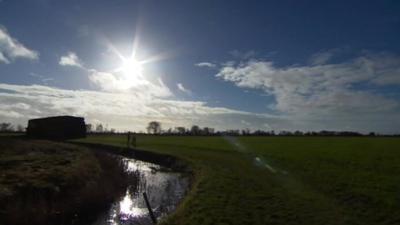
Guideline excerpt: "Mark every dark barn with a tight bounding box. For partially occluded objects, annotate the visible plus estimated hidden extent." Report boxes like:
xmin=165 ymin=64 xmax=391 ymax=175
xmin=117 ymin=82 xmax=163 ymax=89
xmin=27 ymin=116 xmax=86 ymax=139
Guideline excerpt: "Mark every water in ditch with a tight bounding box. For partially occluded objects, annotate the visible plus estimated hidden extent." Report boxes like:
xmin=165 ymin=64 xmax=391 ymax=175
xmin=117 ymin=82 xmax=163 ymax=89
xmin=92 ymin=157 xmax=189 ymax=225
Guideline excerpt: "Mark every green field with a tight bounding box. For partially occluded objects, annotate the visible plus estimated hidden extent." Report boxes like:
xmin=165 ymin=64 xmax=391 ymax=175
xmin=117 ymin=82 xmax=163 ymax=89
xmin=77 ymin=135 xmax=400 ymax=225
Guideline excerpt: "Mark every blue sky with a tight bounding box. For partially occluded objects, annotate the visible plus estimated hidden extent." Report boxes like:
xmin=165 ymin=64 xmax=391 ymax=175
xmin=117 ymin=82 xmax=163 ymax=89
xmin=1 ymin=0 xmax=400 ymax=133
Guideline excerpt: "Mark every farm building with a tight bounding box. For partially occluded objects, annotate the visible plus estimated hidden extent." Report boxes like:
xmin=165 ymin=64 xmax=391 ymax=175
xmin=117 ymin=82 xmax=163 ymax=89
xmin=27 ymin=116 xmax=86 ymax=139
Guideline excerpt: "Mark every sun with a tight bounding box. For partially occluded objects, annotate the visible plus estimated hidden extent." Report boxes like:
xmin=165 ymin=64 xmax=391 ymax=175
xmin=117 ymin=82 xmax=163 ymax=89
xmin=113 ymin=56 xmax=146 ymax=90
xmin=121 ymin=57 xmax=143 ymax=76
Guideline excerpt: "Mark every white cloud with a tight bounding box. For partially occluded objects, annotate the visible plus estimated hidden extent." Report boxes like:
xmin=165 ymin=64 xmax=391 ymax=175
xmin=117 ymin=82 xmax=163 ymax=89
xmin=59 ymin=52 xmax=83 ymax=68
xmin=0 ymin=80 xmax=398 ymax=133
xmin=216 ymin=53 xmax=400 ymax=133
xmin=177 ymin=83 xmax=191 ymax=94
xmin=57 ymin=50 xmax=173 ymax=99
xmin=0 ymin=83 xmax=281 ymax=132
xmin=88 ymin=69 xmax=172 ymax=98
xmin=0 ymin=52 xmax=10 ymax=64
xmin=0 ymin=26 xmax=39 ymax=63
xmin=195 ymin=62 xmax=216 ymax=68
xmin=56 ymin=50 xmax=173 ymax=98
xmin=241 ymin=120 xmax=251 ymax=126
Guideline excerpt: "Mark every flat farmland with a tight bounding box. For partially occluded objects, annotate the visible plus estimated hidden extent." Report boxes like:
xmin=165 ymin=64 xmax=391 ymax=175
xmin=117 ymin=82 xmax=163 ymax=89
xmin=77 ymin=135 xmax=400 ymax=225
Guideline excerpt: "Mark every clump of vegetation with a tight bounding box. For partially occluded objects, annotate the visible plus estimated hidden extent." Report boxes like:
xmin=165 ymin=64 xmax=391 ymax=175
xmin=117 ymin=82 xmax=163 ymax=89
xmin=0 ymin=136 xmax=137 ymax=225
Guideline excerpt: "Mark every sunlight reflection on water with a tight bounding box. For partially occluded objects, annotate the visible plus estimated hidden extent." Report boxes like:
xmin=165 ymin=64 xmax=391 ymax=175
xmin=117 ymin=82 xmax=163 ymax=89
xmin=93 ymin=158 xmax=189 ymax=225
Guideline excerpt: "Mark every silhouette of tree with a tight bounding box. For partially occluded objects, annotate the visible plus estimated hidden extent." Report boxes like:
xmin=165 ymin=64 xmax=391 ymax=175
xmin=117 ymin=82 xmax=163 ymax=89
xmin=175 ymin=127 xmax=186 ymax=135
xmin=95 ymin=124 xmax=103 ymax=133
xmin=190 ymin=125 xmax=200 ymax=135
xmin=86 ymin=124 xmax=92 ymax=133
xmin=147 ymin=121 xmax=161 ymax=134
xmin=16 ymin=124 xmax=25 ymax=132
xmin=294 ymin=130 xmax=304 ymax=136
xmin=0 ymin=123 xmax=13 ymax=132
xmin=241 ymin=128 xmax=250 ymax=136
xmin=202 ymin=127 xmax=214 ymax=135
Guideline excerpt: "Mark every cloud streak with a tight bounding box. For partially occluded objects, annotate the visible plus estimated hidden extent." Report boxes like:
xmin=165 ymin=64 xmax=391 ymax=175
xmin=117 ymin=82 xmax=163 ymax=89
xmin=195 ymin=62 xmax=216 ymax=68
xmin=177 ymin=83 xmax=191 ymax=94
xmin=0 ymin=26 xmax=39 ymax=64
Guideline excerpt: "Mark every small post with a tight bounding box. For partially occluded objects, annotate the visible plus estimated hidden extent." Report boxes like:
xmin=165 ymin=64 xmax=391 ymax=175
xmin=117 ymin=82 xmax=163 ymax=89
xmin=132 ymin=135 xmax=137 ymax=148
xmin=127 ymin=131 xmax=131 ymax=149
xmin=143 ymin=192 xmax=157 ymax=224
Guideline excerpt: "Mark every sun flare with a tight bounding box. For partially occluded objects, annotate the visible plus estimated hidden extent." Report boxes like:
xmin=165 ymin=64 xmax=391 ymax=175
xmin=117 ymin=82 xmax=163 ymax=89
xmin=121 ymin=57 xmax=143 ymax=76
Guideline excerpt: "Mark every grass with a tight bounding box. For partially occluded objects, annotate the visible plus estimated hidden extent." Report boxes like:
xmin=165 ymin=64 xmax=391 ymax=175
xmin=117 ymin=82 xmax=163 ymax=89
xmin=77 ymin=135 xmax=400 ymax=225
xmin=0 ymin=136 xmax=136 ymax=225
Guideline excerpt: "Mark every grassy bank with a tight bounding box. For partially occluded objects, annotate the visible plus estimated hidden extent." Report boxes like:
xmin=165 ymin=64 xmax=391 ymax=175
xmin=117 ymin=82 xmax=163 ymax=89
xmin=0 ymin=136 xmax=136 ymax=225
xmin=77 ymin=135 xmax=400 ymax=225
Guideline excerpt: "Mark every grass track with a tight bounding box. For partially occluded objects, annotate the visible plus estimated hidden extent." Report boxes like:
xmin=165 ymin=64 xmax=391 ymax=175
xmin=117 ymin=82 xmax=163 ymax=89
xmin=77 ymin=135 xmax=400 ymax=225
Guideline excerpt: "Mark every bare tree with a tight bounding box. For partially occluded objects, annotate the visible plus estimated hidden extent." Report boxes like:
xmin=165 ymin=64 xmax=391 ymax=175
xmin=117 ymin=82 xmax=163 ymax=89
xmin=201 ymin=127 xmax=214 ymax=135
xmin=86 ymin=124 xmax=92 ymax=133
xmin=241 ymin=128 xmax=250 ymax=136
xmin=16 ymin=124 xmax=25 ymax=132
xmin=147 ymin=121 xmax=161 ymax=134
xmin=96 ymin=124 xmax=103 ymax=133
xmin=190 ymin=125 xmax=200 ymax=135
xmin=175 ymin=127 xmax=186 ymax=135
xmin=0 ymin=123 xmax=13 ymax=132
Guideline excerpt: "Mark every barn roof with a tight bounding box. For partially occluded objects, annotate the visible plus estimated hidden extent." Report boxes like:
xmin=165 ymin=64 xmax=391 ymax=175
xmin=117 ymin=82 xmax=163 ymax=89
xmin=29 ymin=116 xmax=84 ymax=122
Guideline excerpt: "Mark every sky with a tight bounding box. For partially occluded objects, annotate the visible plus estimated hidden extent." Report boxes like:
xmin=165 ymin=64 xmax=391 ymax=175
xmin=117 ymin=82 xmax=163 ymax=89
xmin=1 ymin=0 xmax=400 ymax=133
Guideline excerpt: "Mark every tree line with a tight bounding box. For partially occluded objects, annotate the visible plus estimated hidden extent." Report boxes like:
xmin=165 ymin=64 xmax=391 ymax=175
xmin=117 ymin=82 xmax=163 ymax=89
xmin=1 ymin=121 xmax=399 ymax=137
xmin=136 ymin=121 xmax=399 ymax=137
xmin=0 ymin=123 xmax=25 ymax=132
xmin=85 ymin=124 xmax=116 ymax=134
